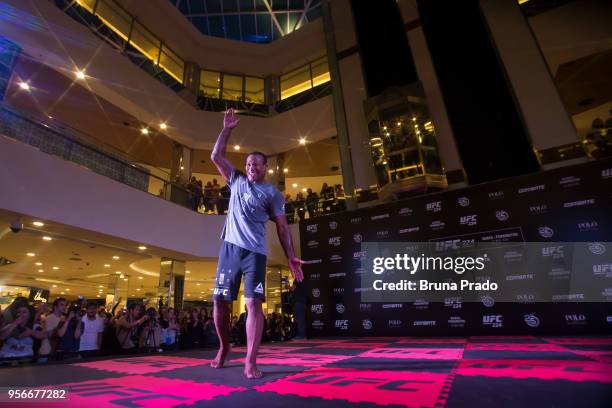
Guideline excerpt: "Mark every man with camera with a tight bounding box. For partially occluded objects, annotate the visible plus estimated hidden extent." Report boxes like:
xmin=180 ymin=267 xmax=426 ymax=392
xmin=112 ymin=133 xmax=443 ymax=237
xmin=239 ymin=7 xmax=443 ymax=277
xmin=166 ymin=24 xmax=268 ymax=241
xmin=115 ymin=303 xmax=148 ymax=353
xmin=139 ymin=307 xmax=163 ymax=353
xmin=55 ymin=302 xmax=83 ymax=360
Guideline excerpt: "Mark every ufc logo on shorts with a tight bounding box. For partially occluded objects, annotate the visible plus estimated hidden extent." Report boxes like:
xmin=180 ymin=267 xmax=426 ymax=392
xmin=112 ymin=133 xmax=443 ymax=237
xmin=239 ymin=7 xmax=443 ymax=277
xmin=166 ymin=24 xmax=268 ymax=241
xmin=214 ymin=288 xmax=229 ymax=296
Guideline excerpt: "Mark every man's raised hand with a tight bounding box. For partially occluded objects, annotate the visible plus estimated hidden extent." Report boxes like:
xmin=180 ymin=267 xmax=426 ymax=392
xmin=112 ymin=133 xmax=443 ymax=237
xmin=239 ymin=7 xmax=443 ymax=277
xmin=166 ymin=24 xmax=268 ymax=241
xmin=224 ymin=108 xmax=239 ymax=130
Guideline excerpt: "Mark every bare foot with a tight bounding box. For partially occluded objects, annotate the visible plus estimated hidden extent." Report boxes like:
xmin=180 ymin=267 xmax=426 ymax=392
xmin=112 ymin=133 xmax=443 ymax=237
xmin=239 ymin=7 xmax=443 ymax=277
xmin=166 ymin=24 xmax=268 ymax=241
xmin=210 ymin=347 xmax=229 ymax=368
xmin=244 ymin=362 xmax=263 ymax=379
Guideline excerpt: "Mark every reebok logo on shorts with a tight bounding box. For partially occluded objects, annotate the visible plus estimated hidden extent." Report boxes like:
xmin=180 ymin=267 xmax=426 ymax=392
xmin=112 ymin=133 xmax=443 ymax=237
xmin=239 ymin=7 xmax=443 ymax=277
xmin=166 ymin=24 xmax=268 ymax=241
xmin=254 ymin=282 xmax=264 ymax=294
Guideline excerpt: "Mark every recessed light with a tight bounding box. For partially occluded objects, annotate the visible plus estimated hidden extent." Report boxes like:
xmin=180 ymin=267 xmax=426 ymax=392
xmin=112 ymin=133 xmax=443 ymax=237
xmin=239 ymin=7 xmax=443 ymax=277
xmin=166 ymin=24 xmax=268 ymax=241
xmin=267 ymin=169 xmax=274 ymax=174
xmin=302 ymin=188 xmax=307 ymax=192
xmin=18 ymin=81 xmax=30 ymax=90
xmin=32 ymin=221 xmax=44 ymax=227
xmin=97 ymin=295 xmax=101 ymax=297
xmin=283 ymin=168 xmax=288 ymax=173
xmin=292 ymin=183 xmax=298 ymax=188
xmin=52 ymin=285 xmax=57 ymax=288
xmin=196 ymin=283 xmax=201 ymax=286
xmin=26 ymin=253 xmax=36 ymax=257
xmin=115 ymin=271 xmax=121 ymax=274
xmin=99 ymin=285 xmax=104 ymax=288
xmin=186 ymin=270 xmax=191 ymax=274
xmin=38 ymin=269 xmax=44 ymax=273
xmin=140 ymin=127 xmax=149 ymax=135
xmin=52 ymin=266 xmax=59 ymax=270
xmin=42 ymin=236 xmax=52 ymax=241
xmin=159 ymin=122 xmax=167 ymax=130
xmin=112 ymin=256 xmax=119 ymax=260
xmin=104 ymin=264 xmax=110 ymax=268
xmin=75 ymin=70 xmax=86 ymax=79
xmin=60 ymin=291 xmax=65 ymax=294
xmin=138 ymin=246 xmax=147 ymax=250
xmin=234 ymin=145 xmax=240 ymax=151
xmin=138 ymin=277 xmax=143 ymax=280
xmin=35 ymin=262 xmax=43 ymax=266
xmin=136 ymin=288 xmax=140 ymax=291
xmin=299 ymin=138 xmax=306 ymax=145
xmin=65 ymin=288 xmax=70 ymax=291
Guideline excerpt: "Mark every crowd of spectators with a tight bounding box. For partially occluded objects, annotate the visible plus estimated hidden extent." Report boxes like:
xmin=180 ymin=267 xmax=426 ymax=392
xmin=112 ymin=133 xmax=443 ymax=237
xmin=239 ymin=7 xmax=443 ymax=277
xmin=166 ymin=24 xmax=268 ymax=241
xmin=0 ymin=296 xmax=298 ymax=365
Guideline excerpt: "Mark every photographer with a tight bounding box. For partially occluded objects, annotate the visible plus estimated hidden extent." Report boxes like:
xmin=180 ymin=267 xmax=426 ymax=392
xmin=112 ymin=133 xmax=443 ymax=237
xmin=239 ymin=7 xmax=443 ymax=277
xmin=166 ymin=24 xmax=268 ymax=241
xmin=115 ymin=303 xmax=147 ymax=354
xmin=0 ymin=305 xmax=43 ymax=360
xmin=55 ymin=302 xmax=84 ymax=360
xmin=139 ymin=307 xmax=162 ymax=353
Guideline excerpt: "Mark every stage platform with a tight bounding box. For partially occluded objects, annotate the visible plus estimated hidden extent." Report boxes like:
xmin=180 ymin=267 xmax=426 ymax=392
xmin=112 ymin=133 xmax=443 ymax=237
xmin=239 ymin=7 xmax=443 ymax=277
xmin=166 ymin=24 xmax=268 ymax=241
xmin=0 ymin=336 xmax=610 ymax=407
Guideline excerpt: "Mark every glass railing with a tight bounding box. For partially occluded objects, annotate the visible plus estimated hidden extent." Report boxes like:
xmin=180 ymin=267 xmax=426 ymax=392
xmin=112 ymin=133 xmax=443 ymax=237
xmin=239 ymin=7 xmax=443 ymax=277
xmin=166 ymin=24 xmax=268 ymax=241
xmin=0 ymin=104 xmax=196 ymax=210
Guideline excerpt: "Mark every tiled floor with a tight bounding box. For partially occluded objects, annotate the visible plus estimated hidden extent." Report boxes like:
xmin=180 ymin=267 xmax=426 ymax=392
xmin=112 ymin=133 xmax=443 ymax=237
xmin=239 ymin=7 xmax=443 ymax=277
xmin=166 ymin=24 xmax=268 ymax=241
xmin=1 ymin=336 xmax=611 ymax=407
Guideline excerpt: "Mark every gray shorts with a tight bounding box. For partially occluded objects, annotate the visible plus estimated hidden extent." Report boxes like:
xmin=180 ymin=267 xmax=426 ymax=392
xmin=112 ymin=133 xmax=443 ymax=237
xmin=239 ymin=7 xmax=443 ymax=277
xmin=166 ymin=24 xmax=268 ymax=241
xmin=213 ymin=241 xmax=266 ymax=301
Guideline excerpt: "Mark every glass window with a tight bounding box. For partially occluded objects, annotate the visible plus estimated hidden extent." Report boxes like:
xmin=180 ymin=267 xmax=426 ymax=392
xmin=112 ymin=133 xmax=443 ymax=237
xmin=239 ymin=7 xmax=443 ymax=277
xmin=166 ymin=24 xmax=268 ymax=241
xmin=200 ymin=70 xmax=221 ymax=98
xmin=245 ymin=77 xmax=265 ymax=104
xmin=159 ymin=44 xmax=184 ymax=84
xmin=130 ymin=21 xmax=161 ymax=63
xmin=280 ymin=65 xmax=311 ymax=100
xmin=76 ymin=0 xmax=97 ymax=13
xmin=222 ymin=74 xmax=243 ymax=101
xmin=95 ymin=0 xmax=132 ymax=41
xmin=311 ymin=56 xmax=330 ymax=87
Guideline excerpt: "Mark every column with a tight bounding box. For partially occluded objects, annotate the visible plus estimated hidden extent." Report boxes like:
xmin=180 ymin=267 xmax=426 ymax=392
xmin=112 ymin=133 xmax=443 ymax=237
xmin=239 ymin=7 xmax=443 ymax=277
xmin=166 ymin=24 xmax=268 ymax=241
xmin=158 ymin=258 xmax=186 ymax=310
xmin=179 ymin=61 xmax=201 ymax=106
xmin=169 ymin=142 xmax=193 ymax=206
xmin=321 ymin=0 xmax=357 ymax=210
xmin=479 ymin=0 xmax=582 ymax=168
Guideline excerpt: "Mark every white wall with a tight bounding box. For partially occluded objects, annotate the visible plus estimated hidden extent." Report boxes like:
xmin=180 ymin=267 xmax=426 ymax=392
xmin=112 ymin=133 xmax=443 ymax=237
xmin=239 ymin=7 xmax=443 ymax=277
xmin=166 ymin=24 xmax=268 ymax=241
xmin=0 ymin=134 xmax=298 ymax=263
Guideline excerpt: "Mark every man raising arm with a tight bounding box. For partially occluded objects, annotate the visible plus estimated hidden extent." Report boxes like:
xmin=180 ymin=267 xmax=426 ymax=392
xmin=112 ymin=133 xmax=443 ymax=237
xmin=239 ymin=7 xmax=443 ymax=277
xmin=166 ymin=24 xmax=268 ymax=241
xmin=210 ymin=109 xmax=304 ymax=379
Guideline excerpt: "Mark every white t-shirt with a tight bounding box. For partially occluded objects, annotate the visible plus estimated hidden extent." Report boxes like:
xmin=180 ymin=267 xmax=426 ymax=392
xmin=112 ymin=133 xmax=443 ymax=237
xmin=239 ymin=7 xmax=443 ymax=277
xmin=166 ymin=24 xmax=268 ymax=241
xmin=79 ymin=315 xmax=104 ymax=351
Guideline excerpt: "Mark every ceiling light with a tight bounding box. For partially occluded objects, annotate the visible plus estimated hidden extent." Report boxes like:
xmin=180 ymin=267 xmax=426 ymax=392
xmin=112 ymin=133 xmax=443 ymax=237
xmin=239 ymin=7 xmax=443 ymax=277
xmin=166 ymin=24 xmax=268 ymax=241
xmin=38 ymin=269 xmax=44 ymax=273
xmin=112 ymin=256 xmax=119 ymax=260
xmin=97 ymin=295 xmax=101 ymax=298
xmin=138 ymin=246 xmax=147 ymax=250
xmin=123 ymin=278 xmax=127 ymax=281
xmin=35 ymin=262 xmax=43 ymax=266
xmin=180 ymin=166 xmax=184 ymax=170
xmin=267 ymin=169 xmax=274 ymax=174
xmin=299 ymin=138 xmax=306 ymax=145
xmin=52 ymin=285 xmax=57 ymax=288
xmin=26 ymin=253 xmax=36 ymax=257
xmin=234 ymin=145 xmax=240 ymax=151
xmin=52 ymin=266 xmax=59 ymax=270
xmin=302 ymin=188 xmax=307 ymax=192
xmin=60 ymin=292 xmax=65 ymax=294
xmin=397 ymin=122 xmax=401 ymax=126
xmin=65 ymin=288 xmax=70 ymax=291
xmin=42 ymin=236 xmax=52 ymax=241
xmin=138 ymin=276 xmax=143 ymax=280
xmin=196 ymin=283 xmax=201 ymax=286
xmin=283 ymin=168 xmax=288 ymax=173
xmin=99 ymin=285 xmax=104 ymax=288
xmin=140 ymin=128 xmax=149 ymax=135
xmin=292 ymin=183 xmax=298 ymax=188
xmin=159 ymin=122 xmax=167 ymax=130
xmin=104 ymin=264 xmax=110 ymax=268
xmin=115 ymin=271 xmax=121 ymax=274
xmin=136 ymin=288 xmax=140 ymax=291
xmin=18 ymin=81 xmax=30 ymax=91
xmin=382 ymin=161 xmax=388 ymax=165
xmin=186 ymin=270 xmax=190 ymax=274
xmin=119 ymin=274 xmax=124 ymax=279
xmin=32 ymin=221 xmax=44 ymax=227
xmin=75 ymin=70 xmax=86 ymax=80
xmin=383 ymin=126 xmax=387 ymax=131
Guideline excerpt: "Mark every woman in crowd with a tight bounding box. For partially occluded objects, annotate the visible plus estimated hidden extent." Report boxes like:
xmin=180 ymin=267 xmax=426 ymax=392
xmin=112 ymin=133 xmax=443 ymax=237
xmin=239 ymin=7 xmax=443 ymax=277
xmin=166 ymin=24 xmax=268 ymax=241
xmin=0 ymin=305 xmax=43 ymax=360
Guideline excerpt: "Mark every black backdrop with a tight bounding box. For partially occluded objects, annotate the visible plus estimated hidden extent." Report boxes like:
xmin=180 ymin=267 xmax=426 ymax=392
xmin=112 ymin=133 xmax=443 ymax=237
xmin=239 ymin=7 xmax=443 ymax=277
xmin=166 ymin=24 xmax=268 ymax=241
xmin=299 ymin=158 xmax=612 ymax=336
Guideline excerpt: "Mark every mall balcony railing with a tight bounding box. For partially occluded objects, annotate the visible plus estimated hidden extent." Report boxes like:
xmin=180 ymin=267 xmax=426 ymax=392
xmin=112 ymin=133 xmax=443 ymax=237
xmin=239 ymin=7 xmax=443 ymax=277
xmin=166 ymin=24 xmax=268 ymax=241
xmin=0 ymin=104 xmax=194 ymax=210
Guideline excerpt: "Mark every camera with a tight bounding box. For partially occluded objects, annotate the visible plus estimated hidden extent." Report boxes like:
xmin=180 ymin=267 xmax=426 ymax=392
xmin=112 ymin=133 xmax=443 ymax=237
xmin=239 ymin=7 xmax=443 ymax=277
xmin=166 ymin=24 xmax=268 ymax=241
xmin=10 ymin=220 xmax=23 ymax=233
xmin=69 ymin=304 xmax=81 ymax=315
